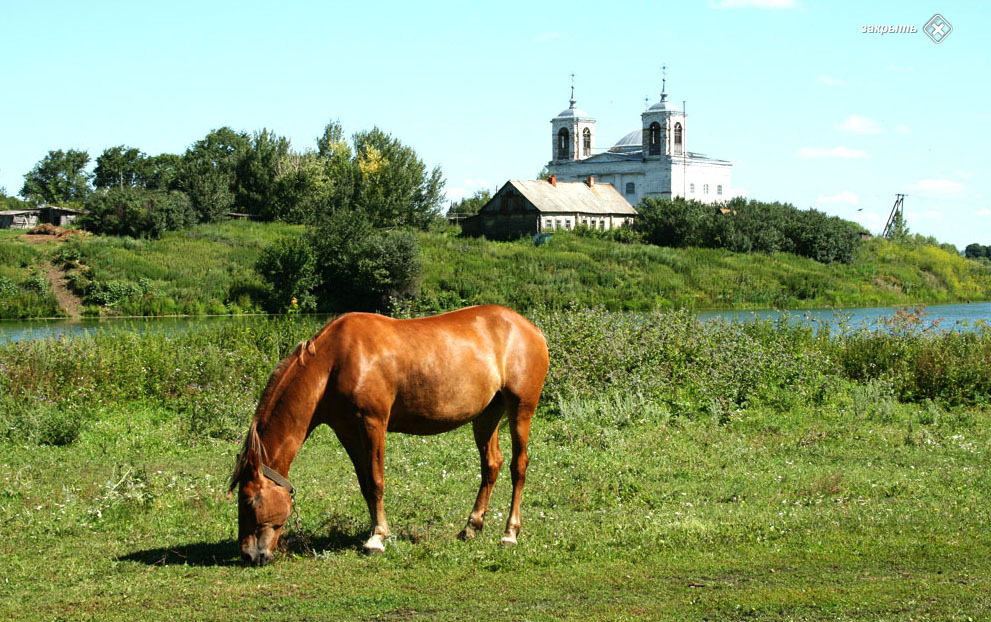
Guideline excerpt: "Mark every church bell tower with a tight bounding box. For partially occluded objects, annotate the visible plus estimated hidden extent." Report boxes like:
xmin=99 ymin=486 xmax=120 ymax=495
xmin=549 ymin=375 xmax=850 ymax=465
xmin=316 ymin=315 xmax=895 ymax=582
xmin=550 ymin=76 xmax=596 ymax=164
xmin=641 ymin=67 xmax=686 ymax=160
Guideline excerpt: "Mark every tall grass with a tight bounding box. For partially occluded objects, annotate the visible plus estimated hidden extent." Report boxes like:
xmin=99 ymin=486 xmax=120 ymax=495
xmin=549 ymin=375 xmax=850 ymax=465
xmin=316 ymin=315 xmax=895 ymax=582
xmin=0 ymin=231 xmax=62 ymax=318
xmin=416 ymin=231 xmax=991 ymax=312
xmin=57 ymin=221 xmax=304 ymax=316
xmin=3 ymin=309 xmax=989 ymax=448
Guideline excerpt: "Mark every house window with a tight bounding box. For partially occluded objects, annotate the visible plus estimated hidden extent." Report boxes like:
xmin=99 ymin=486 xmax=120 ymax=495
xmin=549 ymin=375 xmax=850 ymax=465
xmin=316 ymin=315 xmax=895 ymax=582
xmin=625 ymin=182 xmax=635 ymax=195
xmin=582 ymin=128 xmax=591 ymax=157
xmin=673 ymin=123 xmax=683 ymax=154
xmin=557 ymin=128 xmax=569 ymax=159
xmin=545 ymin=219 xmax=552 ymax=229
xmin=717 ymin=185 xmax=723 ymax=195
xmin=555 ymin=218 xmax=562 ymax=228
xmin=565 ymin=218 xmax=572 ymax=230
xmin=648 ymin=122 xmax=661 ymax=155
xmin=690 ymin=183 xmax=695 ymax=194
xmin=599 ymin=220 xmax=605 ymax=230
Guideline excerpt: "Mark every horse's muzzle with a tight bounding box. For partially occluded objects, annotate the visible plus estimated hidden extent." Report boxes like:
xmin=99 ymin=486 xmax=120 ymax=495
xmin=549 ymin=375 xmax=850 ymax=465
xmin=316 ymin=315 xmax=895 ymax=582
xmin=241 ymin=548 xmax=273 ymax=566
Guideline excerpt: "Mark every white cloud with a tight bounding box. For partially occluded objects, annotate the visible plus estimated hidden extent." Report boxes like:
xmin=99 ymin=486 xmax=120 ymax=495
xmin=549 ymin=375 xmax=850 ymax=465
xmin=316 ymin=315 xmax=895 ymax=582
xmin=975 ymin=208 xmax=991 ymax=217
xmin=895 ymin=124 xmax=911 ymax=135
xmin=715 ymin=0 xmax=795 ymax=7
xmin=816 ymin=75 xmax=845 ymax=87
xmin=837 ymin=115 xmax=883 ymax=135
xmin=817 ymin=190 xmax=859 ymax=204
xmin=907 ymin=178 xmax=964 ymax=198
xmin=798 ymin=146 xmax=868 ymax=159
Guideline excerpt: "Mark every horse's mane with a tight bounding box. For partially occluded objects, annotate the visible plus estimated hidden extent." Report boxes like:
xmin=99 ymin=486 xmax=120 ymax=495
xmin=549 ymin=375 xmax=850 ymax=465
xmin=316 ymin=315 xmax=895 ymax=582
xmin=228 ymin=335 xmax=321 ymax=493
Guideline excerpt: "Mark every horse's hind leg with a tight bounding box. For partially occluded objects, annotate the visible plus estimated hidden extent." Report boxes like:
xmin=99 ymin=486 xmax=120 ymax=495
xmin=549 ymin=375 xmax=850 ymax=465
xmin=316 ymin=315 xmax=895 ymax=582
xmin=459 ymin=394 xmax=505 ymax=540
xmin=502 ymin=397 xmax=535 ymax=546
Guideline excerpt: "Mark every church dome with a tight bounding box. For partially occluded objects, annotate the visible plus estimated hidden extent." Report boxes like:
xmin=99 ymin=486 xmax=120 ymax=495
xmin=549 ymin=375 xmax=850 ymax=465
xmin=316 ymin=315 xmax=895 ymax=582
xmin=645 ymin=93 xmax=676 ymax=113
xmin=609 ymin=129 xmax=642 ymax=153
xmin=556 ymin=104 xmax=592 ymax=120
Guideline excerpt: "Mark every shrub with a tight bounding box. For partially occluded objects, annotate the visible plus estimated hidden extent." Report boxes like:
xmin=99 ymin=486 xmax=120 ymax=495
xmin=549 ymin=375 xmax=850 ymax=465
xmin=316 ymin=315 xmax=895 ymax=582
xmin=307 ymin=207 xmax=422 ymax=312
xmin=255 ymin=234 xmax=319 ymax=312
xmin=80 ymin=188 xmax=196 ymax=238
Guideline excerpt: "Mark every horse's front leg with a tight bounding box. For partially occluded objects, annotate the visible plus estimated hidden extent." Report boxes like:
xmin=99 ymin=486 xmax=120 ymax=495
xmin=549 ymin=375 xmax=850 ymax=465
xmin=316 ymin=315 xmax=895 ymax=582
xmin=360 ymin=416 xmax=390 ymax=554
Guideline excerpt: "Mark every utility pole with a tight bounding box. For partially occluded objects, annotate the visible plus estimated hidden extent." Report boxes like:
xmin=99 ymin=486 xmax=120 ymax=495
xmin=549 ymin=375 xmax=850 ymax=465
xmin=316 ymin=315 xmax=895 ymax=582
xmin=882 ymin=194 xmax=906 ymax=238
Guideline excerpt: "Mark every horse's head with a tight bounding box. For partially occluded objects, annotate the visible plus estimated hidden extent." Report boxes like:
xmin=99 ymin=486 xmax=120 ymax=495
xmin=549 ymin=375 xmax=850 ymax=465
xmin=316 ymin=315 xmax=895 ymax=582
xmin=234 ymin=447 xmax=292 ymax=566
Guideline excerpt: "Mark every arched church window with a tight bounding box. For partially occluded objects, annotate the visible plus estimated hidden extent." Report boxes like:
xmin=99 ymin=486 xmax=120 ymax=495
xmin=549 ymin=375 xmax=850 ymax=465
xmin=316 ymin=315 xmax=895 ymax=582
xmin=582 ymin=128 xmax=591 ymax=157
xmin=648 ymin=122 xmax=661 ymax=155
xmin=717 ymin=185 xmax=723 ymax=195
xmin=625 ymin=182 xmax=635 ymax=195
xmin=690 ymin=183 xmax=695 ymax=193
xmin=557 ymin=128 xmax=570 ymax=159
xmin=674 ymin=123 xmax=683 ymax=154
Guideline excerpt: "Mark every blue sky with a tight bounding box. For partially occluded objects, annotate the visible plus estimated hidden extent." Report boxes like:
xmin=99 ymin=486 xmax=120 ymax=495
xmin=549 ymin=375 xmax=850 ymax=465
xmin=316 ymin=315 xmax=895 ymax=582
xmin=1 ymin=1 xmax=987 ymax=248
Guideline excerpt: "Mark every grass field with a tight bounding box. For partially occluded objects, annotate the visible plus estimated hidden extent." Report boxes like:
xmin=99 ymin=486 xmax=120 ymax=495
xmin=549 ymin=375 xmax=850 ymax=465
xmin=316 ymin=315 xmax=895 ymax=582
xmin=1 ymin=312 xmax=989 ymax=620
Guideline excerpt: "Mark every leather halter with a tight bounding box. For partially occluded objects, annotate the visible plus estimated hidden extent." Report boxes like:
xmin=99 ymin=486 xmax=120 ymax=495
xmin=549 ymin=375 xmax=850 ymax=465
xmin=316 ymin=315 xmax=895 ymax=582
xmin=261 ymin=464 xmax=295 ymax=499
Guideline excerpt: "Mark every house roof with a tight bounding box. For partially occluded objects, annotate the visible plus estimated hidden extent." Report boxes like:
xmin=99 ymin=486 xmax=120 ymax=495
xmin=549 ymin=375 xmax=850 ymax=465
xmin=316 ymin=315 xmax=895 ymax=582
xmin=0 ymin=209 xmax=41 ymax=216
xmin=507 ymin=179 xmax=638 ymax=215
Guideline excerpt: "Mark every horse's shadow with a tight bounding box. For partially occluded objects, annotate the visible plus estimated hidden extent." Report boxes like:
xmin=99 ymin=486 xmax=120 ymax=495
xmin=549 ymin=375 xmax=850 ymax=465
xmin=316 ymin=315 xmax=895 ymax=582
xmin=117 ymin=527 xmax=366 ymax=567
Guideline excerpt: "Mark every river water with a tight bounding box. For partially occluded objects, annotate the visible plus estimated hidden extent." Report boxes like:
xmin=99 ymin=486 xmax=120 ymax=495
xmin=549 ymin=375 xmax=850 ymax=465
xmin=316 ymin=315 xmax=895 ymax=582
xmin=2 ymin=302 xmax=990 ymax=344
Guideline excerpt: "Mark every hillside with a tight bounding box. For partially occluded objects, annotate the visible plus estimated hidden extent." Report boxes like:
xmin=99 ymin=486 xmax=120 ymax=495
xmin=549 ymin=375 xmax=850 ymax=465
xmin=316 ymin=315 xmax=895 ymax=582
xmin=415 ymin=230 xmax=991 ymax=312
xmin=2 ymin=222 xmax=990 ymax=319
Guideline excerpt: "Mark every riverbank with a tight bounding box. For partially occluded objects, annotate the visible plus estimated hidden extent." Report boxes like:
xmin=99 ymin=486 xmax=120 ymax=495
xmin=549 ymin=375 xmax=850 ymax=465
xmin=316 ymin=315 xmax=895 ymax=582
xmin=3 ymin=222 xmax=991 ymax=319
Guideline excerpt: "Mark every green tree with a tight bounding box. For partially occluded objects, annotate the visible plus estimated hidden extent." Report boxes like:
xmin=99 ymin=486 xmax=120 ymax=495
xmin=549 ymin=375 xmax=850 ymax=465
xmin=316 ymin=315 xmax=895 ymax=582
xmin=235 ymin=129 xmax=294 ymax=221
xmin=93 ymin=145 xmax=148 ymax=189
xmin=141 ymin=153 xmax=183 ymax=191
xmin=179 ymin=127 xmax=250 ymax=222
xmin=446 ymin=189 xmax=491 ymax=217
xmin=20 ymin=149 xmax=91 ymax=204
xmin=885 ymin=210 xmax=910 ymax=242
xmin=351 ymin=127 xmax=445 ymax=229
xmin=964 ymin=243 xmax=988 ymax=260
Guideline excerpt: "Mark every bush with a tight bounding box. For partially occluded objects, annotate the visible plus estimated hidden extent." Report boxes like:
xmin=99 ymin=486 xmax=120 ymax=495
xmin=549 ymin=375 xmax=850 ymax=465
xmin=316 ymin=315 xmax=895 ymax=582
xmin=635 ymin=196 xmax=862 ymax=264
xmin=255 ymin=234 xmax=319 ymax=312
xmin=307 ymin=207 xmax=422 ymax=312
xmin=80 ymin=188 xmax=196 ymax=238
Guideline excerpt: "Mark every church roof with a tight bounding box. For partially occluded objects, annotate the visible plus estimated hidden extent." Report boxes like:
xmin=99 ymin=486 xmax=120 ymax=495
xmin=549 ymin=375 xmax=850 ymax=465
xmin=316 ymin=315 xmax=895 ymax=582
xmin=609 ymin=129 xmax=642 ymax=152
xmin=645 ymin=92 xmax=678 ymax=113
xmin=507 ymin=179 xmax=637 ymax=215
xmin=555 ymin=103 xmax=593 ymax=120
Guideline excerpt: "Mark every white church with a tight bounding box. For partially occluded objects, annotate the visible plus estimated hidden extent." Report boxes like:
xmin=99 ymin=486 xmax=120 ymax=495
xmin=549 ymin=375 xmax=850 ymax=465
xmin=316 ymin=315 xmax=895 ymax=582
xmin=546 ymin=80 xmax=732 ymax=206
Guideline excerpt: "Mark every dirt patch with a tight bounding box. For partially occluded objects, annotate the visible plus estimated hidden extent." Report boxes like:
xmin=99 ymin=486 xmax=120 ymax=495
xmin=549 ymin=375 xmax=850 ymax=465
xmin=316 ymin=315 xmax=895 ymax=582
xmin=20 ymin=225 xmax=89 ymax=244
xmin=42 ymin=261 xmax=83 ymax=317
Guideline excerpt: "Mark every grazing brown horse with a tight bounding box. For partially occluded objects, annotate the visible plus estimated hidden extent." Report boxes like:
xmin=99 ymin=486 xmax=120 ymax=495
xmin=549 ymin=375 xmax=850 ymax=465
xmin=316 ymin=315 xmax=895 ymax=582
xmin=229 ymin=305 xmax=549 ymax=565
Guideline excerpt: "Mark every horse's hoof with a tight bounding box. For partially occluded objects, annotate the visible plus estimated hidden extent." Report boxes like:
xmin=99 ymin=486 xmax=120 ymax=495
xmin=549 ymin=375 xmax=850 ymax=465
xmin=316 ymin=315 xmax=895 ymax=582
xmin=363 ymin=535 xmax=386 ymax=555
xmin=500 ymin=535 xmax=518 ymax=547
xmin=458 ymin=525 xmax=477 ymax=541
